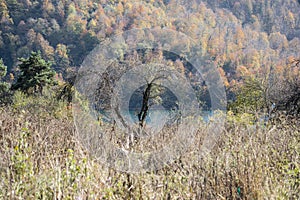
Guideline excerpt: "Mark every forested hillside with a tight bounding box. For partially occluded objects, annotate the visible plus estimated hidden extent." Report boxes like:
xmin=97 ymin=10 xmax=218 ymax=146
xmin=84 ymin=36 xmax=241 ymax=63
xmin=1 ymin=0 xmax=300 ymax=81
xmin=0 ymin=1 xmax=300 ymax=199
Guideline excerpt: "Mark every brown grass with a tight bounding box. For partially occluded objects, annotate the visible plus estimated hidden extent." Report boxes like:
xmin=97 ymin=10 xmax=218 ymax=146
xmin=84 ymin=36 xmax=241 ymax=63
xmin=0 ymin=101 xmax=299 ymax=199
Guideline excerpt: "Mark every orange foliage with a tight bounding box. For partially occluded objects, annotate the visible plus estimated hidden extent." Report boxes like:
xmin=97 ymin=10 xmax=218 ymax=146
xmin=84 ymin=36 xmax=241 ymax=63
xmin=236 ymin=65 xmax=251 ymax=78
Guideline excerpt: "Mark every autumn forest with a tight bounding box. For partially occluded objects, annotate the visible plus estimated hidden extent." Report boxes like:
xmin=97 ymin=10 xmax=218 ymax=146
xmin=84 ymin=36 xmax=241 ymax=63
xmin=0 ymin=0 xmax=299 ymax=199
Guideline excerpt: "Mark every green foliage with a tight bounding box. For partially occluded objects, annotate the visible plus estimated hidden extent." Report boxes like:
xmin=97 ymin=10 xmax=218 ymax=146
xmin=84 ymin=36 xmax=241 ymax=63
xmin=0 ymin=58 xmax=10 ymax=103
xmin=229 ymin=77 xmax=267 ymax=115
xmin=10 ymin=126 xmax=35 ymax=197
xmin=12 ymin=52 xmax=56 ymax=94
xmin=0 ymin=59 xmax=6 ymax=78
xmin=12 ymin=90 xmax=72 ymax=119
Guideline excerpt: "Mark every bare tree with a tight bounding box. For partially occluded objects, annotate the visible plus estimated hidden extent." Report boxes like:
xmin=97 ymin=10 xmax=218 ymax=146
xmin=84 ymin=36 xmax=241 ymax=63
xmin=137 ymin=74 xmax=169 ymax=127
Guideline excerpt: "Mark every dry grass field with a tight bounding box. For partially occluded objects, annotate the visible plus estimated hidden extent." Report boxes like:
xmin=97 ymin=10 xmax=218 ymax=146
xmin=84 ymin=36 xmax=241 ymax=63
xmin=0 ymin=93 xmax=299 ymax=199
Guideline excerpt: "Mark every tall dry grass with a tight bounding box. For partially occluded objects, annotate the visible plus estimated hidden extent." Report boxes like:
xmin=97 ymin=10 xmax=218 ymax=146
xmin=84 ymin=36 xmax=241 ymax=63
xmin=0 ymin=98 xmax=299 ymax=199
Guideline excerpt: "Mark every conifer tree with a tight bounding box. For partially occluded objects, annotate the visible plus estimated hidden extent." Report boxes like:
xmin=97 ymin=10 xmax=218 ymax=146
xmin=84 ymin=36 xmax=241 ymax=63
xmin=12 ymin=51 xmax=56 ymax=94
xmin=0 ymin=58 xmax=9 ymax=94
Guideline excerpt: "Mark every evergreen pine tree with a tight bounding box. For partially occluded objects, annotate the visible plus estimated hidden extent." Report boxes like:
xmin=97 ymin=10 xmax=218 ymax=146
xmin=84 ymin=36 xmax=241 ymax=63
xmin=0 ymin=58 xmax=9 ymax=94
xmin=0 ymin=58 xmax=10 ymax=104
xmin=12 ymin=51 xmax=56 ymax=94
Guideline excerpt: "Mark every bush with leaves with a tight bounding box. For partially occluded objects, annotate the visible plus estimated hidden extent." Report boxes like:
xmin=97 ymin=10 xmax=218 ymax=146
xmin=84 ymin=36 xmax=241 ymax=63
xmin=269 ymin=59 xmax=300 ymax=118
xmin=229 ymin=77 xmax=270 ymax=116
xmin=57 ymin=67 xmax=77 ymax=103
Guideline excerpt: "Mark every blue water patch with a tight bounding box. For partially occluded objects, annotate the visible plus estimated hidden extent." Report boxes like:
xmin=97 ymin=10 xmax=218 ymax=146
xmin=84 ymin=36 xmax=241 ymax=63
xmin=98 ymin=109 xmax=214 ymax=125
xmin=200 ymin=110 xmax=214 ymax=123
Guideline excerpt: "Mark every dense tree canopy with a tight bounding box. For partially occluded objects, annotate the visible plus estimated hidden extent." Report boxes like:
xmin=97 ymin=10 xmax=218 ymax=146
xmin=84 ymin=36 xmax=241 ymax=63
xmin=0 ymin=0 xmax=300 ymax=112
xmin=0 ymin=0 xmax=299 ymax=77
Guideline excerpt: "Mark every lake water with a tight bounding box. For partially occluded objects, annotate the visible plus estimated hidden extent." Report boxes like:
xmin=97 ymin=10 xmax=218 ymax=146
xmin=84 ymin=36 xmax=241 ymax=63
xmin=99 ymin=109 xmax=214 ymax=125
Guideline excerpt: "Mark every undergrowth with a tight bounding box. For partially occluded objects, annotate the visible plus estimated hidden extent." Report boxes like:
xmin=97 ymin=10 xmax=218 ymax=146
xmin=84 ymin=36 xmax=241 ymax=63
xmin=0 ymin=93 xmax=299 ymax=199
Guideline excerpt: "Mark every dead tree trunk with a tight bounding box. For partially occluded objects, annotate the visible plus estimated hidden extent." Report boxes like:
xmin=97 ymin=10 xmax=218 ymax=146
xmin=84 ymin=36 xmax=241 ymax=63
xmin=138 ymin=83 xmax=153 ymax=127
